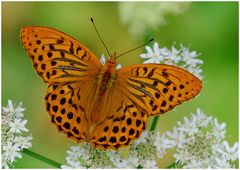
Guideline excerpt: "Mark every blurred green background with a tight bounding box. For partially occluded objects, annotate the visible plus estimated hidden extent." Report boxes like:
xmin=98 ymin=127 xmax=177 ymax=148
xmin=2 ymin=2 xmax=238 ymax=168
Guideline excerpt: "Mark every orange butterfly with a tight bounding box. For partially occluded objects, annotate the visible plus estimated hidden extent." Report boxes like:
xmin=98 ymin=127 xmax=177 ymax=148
xmin=20 ymin=21 xmax=202 ymax=150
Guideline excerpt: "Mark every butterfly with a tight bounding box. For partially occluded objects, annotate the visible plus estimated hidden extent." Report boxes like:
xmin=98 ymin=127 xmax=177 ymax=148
xmin=20 ymin=24 xmax=202 ymax=150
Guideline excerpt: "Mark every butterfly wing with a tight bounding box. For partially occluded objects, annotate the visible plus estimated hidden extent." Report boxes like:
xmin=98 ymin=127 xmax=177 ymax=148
xmin=46 ymin=80 xmax=98 ymax=142
xmin=89 ymin=85 xmax=148 ymax=150
xmin=116 ymin=64 xmax=202 ymax=116
xmin=20 ymin=26 xmax=101 ymax=83
xmin=20 ymin=26 xmax=101 ymax=141
xmin=88 ymin=63 xmax=201 ymax=150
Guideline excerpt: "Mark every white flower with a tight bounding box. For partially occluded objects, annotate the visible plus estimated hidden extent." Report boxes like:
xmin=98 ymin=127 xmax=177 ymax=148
xmin=177 ymin=117 xmax=199 ymax=136
xmin=180 ymin=44 xmax=203 ymax=67
xmin=165 ymin=44 xmax=182 ymax=64
xmin=9 ymin=119 xmax=28 ymax=133
xmin=140 ymin=42 xmax=204 ymax=80
xmin=212 ymin=118 xmax=226 ymax=140
xmin=224 ymin=142 xmax=239 ymax=161
xmin=191 ymin=108 xmax=212 ymax=128
xmin=1 ymin=100 xmax=32 ymax=168
xmin=166 ymin=127 xmax=184 ymax=148
xmin=154 ymin=132 xmax=175 ymax=158
xmin=3 ymin=142 xmax=22 ymax=163
xmin=2 ymin=100 xmax=15 ymax=114
xmin=118 ymin=2 xmax=190 ymax=39
xmin=212 ymin=157 xmax=232 ymax=168
xmin=14 ymin=136 xmax=33 ymax=150
xmin=140 ymin=42 xmax=167 ymax=63
xmin=2 ymin=100 xmax=25 ymax=118
xmin=14 ymin=102 xmax=25 ymax=118
xmin=217 ymin=141 xmax=239 ymax=161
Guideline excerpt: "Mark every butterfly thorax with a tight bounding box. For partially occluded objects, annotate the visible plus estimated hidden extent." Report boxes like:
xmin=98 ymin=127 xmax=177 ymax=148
xmin=89 ymin=55 xmax=117 ymax=124
xmin=98 ymin=56 xmax=117 ymax=95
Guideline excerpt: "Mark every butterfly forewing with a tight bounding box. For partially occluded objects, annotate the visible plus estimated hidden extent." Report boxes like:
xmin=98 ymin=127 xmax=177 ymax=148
xmin=20 ymin=26 xmax=101 ymax=83
xmin=117 ymin=64 xmax=202 ymax=116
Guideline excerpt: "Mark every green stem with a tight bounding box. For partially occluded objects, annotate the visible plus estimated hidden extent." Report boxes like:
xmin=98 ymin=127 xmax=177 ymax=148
xmin=167 ymin=163 xmax=176 ymax=169
xmin=149 ymin=116 xmax=159 ymax=131
xmin=166 ymin=162 xmax=177 ymax=168
xmin=167 ymin=161 xmax=181 ymax=169
xmin=22 ymin=149 xmax=61 ymax=168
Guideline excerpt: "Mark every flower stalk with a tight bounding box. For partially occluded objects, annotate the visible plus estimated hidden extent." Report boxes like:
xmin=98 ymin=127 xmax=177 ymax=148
xmin=167 ymin=162 xmax=178 ymax=168
xmin=22 ymin=149 xmax=61 ymax=168
xmin=149 ymin=116 xmax=159 ymax=131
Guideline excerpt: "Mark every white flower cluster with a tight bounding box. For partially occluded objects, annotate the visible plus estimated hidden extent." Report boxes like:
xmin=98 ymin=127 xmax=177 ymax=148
xmin=1 ymin=100 xmax=32 ymax=169
xmin=61 ymin=132 xmax=159 ymax=169
xmin=127 ymin=131 xmax=158 ymax=168
xmin=168 ymin=108 xmax=239 ymax=168
xmin=118 ymin=2 xmax=190 ymax=39
xmin=140 ymin=42 xmax=204 ymax=79
xmin=61 ymin=109 xmax=238 ymax=169
xmin=61 ymin=142 xmax=117 ymax=168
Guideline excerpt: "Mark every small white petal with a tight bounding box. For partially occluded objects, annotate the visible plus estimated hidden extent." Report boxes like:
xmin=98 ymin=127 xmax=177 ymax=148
xmin=153 ymin=42 xmax=159 ymax=52
xmin=61 ymin=165 xmax=73 ymax=169
xmin=100 ymin=54 xmax=106 ymax=65
xmin=139 ymin=54 xmax=150 ymax=59
xmin=231 ymin=142 xmax=239 ymax=152
xmin=8 ymin=100 xmax=14 ymax=110
xmin=145 ymin=46 xmax=154 ymax=54
xmin=116 ymin=64 xmax=122 ymax=70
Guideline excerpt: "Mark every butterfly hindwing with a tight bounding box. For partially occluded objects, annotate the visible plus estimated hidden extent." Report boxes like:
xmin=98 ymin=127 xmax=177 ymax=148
xmin=117 ymin=64 xmax=202 ymax=116
xmin=45 ymin=78 xmax=99 ymax=142
xmin=88 ymin=87 xmax=148 ymax=150
xmin=20 ymin=26 xmax=101 ymax=83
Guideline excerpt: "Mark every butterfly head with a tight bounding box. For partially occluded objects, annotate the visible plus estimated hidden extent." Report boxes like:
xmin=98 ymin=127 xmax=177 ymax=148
xmin=106 ymin=53 xmax=117 ymax=67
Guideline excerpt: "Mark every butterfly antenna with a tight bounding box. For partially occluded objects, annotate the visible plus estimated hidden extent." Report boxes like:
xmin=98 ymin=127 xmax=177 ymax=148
xmin=91 ymin=18 xmax=111 ymax=56
xmin=116 ymin=38 xmax=154 ymax=59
